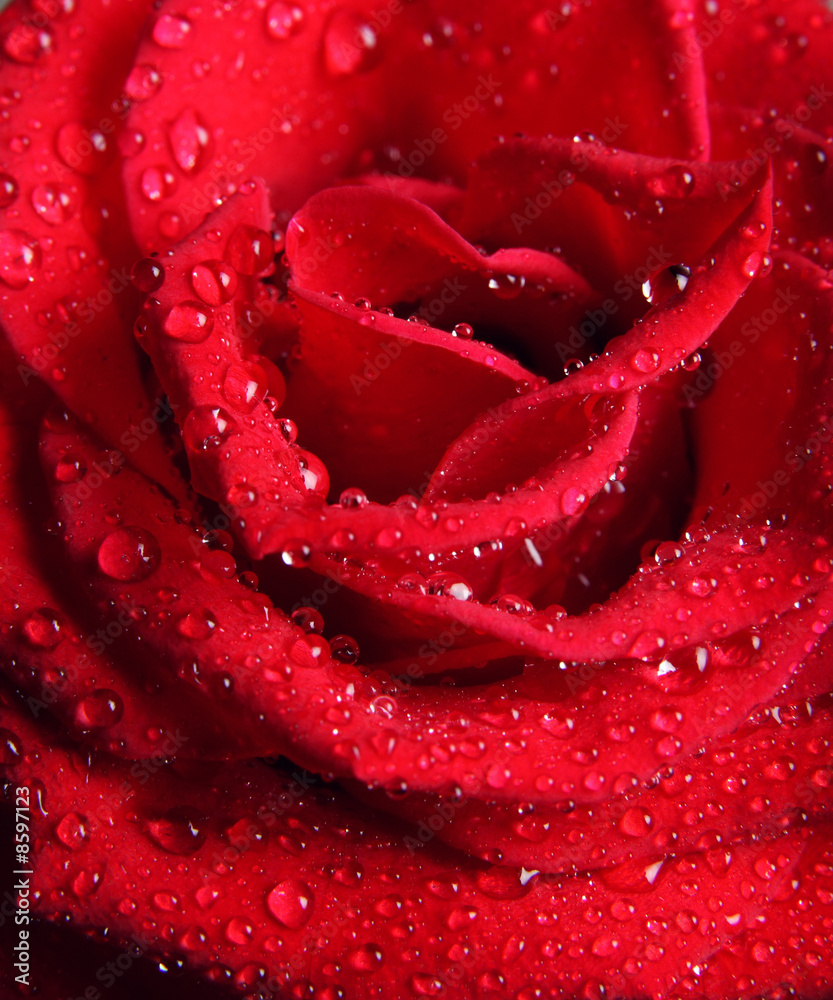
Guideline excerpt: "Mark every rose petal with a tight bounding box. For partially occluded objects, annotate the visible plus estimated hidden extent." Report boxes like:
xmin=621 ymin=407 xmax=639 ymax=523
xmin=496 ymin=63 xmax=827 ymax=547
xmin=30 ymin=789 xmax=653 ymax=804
xmin=460 ymin=137 xmax=768 ymax=292
xmin=0 ymin=0 xmax=182 ymax=496
xmin=5 ymin=697 xmax=832 ymax=996
xmin=285 ymin=289 xmax=541 ymax=502
xmin=356 ymin=692 xmax=833 ymax=873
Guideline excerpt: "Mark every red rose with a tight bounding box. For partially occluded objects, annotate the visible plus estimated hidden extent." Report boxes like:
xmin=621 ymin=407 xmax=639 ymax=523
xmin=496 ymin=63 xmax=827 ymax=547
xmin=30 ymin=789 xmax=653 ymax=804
xmin=1 ymin=0 xmax=833 ymax=997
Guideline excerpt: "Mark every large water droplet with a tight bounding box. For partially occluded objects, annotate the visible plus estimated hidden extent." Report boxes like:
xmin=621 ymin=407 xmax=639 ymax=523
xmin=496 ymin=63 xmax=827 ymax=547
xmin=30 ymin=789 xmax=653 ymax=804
xmin=324 ymin=8 xmax=379 ymax=76
xmin=131 ymin=257 xmax=165 ymax=293
xmin=226 ymin=225 xmax=273 ymax=275
xmin=163 ymin=301 xmax=214 ymax=342
xmin=31 ymin=183 xmax=77 ymax=226
xmin=140 ymin=165 xmax=177 ymax=202
xmin=266 ymin=879 xmax=314 ymax=928
xmin=222 ymin=361 xmax=268 ymax=412
xmin=168 ymin=107 xmax=210 ymax=174
xmin=125 ymin=64 xmax=162 ymax=101
xmin=75 ymin=690 xmax=124 ymax=728
xmin=146 ymin=807 xmax=206 ymax=854
xmin=56 ymin=122 xmax=109 ymax=175
xmin=0 ymin=173 xmax=19 ymax=209
xmin=56 ymin=811 xmax=91 ymax=850
xmin=191 ymin=259 xmax=237 ymax=305
xmin=175 ymin=608 xmax=218 ymax=640
xmin=22 ymin=608 xmax=64 ymax=648
xmin=266 ymin=2 xmax=304 ymax=39
xmin=152 ymin=13 xmax=192 ymax=48
xmin=98 ymin=526 xmax=161 ymax=581
xmin=3 ymin=24 xmax=53 ymax=62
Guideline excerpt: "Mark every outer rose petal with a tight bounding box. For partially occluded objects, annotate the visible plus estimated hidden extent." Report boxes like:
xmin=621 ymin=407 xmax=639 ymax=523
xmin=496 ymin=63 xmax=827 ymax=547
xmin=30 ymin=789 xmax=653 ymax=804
xmin=355 ymin=692 xmax=833 ymax=874
xmin=40 ymin=415 xmax=833 ymax=801
xmin=0 ymin=397 xmax=238 ymax=759
xmin=0 ymin=0 xmax=182 ymax=496
xmin=459 ymin=138 xmax=767 ymax=291
xmin=6 ymin=698 xmax=833 ymax=999
xmin=121 ymin=0 xmax=716 ymax=250
xmin=688 ymin=253 xmax=833 ymax=531
xmin=700 ymin=0 xmax=833 ymax=137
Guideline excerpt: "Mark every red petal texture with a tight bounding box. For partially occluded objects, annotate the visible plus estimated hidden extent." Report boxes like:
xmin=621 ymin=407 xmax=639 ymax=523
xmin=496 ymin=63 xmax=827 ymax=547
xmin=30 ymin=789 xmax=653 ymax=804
xmin=356 ymin=691 xmax=833 ymax=874
xmin=4 ymin=695 xmax=833 ymax=999
xmin=1 ymin=0 xmax=833 ymax=996
xmin=0 ymin=0 xmax=183 ymax=496
xmin=0 ymin=386 xmax=233 ymax=759
xmin=121 ymin=0 xmax=719 ymax=251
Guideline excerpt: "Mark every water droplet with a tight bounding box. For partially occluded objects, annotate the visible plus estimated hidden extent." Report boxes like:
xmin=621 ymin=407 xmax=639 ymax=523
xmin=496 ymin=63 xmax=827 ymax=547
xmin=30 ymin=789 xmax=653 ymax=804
xmin=168 ymin=107 xmax=210 ymax=174
xmin=56 ymin=811 xmax=90 ymax=850
xmin=131 ymin=257 xmax=165 ymax=293
xmin=281 ymin=539 xmax=311 ymax=566
xmin=0 ymin=173 xmax=18 ymax=208
xmin=146 ymin=807 xmax=206 ymax=854
xmin=221 ymin=361 xmax=268 ymax=413
xmin=55 ymin=122 xmax=110 ymax=175
xmin=647 ymin=164 xmax=695 ymax=198
xmin=72 ymin=868 xmax=104 ymax=897
xmin=191 ymin=259 xmax=237 ymax=305
xmin=426 ymin=572 xmax=473 ymax=601
xmin=619 ymin=807 xmax=653 ymax=837
xmin=410 ymin=973 xmax=445 ymax=996
xmin=686 ymin=575 xmax=716 ymax=598
xmin=124 ymin=63 xmax=162 ymax=101
xmin=140 ymin=165 xmax=177 ymax=202
xmin=630 ymin=349 xmax=660 ymax=374
xmin=3 ymin=24 xmax=53 ymax=62
xmin=339 ymin=487 xmax=368 ymax=508
xmin=324 ymin=8 xmax=379 ymax=76
xmin=152 ymin=13 xmax=192 ymax=48
xmin=488 ymin=272 xmax=525 ymax=300
xmin=0 ymin=229 xmax=40 ymax=288
xmin=742 ymin=252 xmax=765 ymax=279
xmin=266 ymin=879 xmax=314 ymax=928
xmin=226 ymin=225 xmax=273 ymax=275
xmin=330 ymin=634 xmax=360 ymax=664
xmin=225 ymin=916 xmax=255 ymax=944
xmin=266 ymin=2 xmax=305 ymax=39
xmin=75 ymin=690 xmax=124 ymax=728
xmin=475 ymin=868 xmax=532 ymax=900
xmin=296 ymin=449 xmax=329 ymax=494
xmin=347 ymin=943 xmax=384 ymax=971
xmin=98 ymin=526 xmax=161 ymax=581
xmin=0 ymin=728 xmax=22 ymax=764
xmin=31 ymin=183 xmax=76 ymax=225
xmin=163 ymin=301 xmax=215 ymax=343
xmin=452 ymin=322 xmax=474 ymax=339
xmin=176 ymin=608 xmax=218 ymax=640
xmin=561 ymin=486 xmax=587 ymax=516
xmin=22 ymin=608 xmax=64 ymax=648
